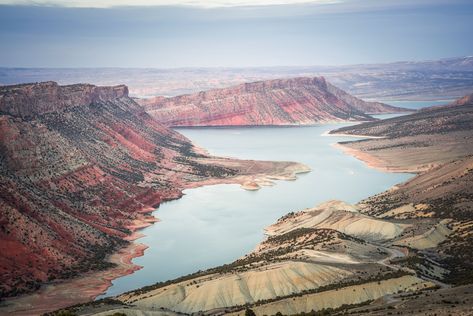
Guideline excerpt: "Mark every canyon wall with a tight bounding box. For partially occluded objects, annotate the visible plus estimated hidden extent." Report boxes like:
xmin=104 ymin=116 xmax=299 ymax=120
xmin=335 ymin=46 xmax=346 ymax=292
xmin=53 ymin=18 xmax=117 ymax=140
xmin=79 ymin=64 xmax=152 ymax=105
xmin=140 ymin=77 xmax=408 ymax=126
xmin=0 ymin=81 xmax=299 ymax=299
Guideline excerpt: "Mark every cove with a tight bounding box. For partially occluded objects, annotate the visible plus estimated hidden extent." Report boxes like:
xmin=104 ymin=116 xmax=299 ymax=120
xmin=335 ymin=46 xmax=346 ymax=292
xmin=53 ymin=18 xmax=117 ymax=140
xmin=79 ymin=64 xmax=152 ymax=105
xmin=100 ymin=121 xmax=412 ymax=298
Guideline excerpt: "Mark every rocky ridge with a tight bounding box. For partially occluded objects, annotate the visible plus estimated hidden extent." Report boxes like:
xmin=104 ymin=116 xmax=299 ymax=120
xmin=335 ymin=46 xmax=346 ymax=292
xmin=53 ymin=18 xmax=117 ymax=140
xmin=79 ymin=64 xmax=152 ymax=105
xmin=448 ymin=92 xmax=473 ymax=107
xmin=140 ymin=77 xmax=407 ymax=126
xmin=0 ymin=81 xmax=128 ymax=118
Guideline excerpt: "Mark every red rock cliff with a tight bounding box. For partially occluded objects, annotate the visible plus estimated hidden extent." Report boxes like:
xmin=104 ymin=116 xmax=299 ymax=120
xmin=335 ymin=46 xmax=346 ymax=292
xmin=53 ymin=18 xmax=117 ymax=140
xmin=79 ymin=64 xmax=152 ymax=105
xmin=0 ymin=81 xmax=251 ymax=299
xmin=139 ymin=77 xmax=408 ymax=126
xmin=0 ymin=81 xmax=129 ymax=118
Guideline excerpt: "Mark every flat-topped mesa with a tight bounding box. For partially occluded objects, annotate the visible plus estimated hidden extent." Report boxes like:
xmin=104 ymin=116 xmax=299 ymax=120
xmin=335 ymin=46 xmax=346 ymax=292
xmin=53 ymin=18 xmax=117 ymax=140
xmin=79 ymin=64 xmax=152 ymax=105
xmin=140 ymin=76 xmax=409 ymax=127
xmin=0 ymin=81 xmax=129 ymax=118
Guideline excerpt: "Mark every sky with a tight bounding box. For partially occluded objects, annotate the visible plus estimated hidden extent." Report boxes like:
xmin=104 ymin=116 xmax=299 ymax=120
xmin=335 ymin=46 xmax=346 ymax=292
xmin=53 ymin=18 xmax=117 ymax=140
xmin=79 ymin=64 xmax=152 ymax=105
xmin=0 ymin=0 xmax=472 ymax=67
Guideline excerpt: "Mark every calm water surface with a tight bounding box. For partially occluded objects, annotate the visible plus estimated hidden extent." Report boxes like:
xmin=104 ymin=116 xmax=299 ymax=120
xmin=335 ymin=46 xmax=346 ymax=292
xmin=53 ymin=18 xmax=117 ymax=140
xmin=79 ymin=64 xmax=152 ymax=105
xmin=101 ymin=120 xmax=413 ymax=297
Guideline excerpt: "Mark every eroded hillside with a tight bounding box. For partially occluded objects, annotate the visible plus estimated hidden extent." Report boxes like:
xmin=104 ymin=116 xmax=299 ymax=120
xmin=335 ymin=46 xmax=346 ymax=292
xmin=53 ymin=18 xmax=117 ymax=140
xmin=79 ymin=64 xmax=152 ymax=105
xmin=0 ymin=82 xmax=308 ymax=301
xmin=140 ymin=77 xmax=407 ymax=127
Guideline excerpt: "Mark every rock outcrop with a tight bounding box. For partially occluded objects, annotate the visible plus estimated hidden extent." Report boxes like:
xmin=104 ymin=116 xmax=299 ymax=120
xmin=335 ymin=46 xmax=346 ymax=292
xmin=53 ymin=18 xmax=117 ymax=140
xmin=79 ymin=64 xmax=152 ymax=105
xmin=0 ymin=81 xmax=129 ymax=118
xmin=140 ymin=77 xmax=407 ymax=126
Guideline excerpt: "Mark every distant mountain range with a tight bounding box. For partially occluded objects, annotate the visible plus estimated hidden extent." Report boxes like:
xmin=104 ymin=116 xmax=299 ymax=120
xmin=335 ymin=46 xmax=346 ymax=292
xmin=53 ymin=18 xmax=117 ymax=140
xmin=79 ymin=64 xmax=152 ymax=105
xmin=139 ymin=77 xmax=406 ymax=127
xmin=1 ymin=56 xmax=472 ymax=100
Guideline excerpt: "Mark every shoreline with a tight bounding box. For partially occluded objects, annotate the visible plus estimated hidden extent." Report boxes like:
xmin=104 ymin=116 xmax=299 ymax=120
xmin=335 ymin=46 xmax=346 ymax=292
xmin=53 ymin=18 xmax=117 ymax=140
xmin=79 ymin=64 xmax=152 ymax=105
xmin=332 ymin=142 xmax=416 ymax=173
xmin=0 ymin=240 xmax=148 ymax=316
xmin=332 ymin=142 xmax=435 ymax=174
xmin=0 ymin=161 xmax=310 ymax=315
xmin=332 ymin=142 xmax=398 ymax=173
xmin=1 ymin=126 xmax=413 ymax=315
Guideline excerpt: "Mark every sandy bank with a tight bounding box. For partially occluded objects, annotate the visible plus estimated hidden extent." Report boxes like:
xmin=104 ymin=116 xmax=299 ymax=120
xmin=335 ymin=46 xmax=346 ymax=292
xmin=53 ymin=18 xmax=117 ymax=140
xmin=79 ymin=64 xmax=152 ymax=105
xmin=332 ymin=143 xmax=426 ymax=173
xmin=322 ymin=130 xmax=385 ymax=139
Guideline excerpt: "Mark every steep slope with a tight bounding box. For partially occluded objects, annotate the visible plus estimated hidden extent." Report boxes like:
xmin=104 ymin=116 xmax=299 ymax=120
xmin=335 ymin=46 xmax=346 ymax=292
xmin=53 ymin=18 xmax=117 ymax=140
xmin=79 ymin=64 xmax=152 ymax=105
xmin=0 ymin=81 xmax=307 ymax=300
xmin=332 ymin=99 xmax=473 ymax=138
xmin=140 ymin=77 xmax=407 ymax=127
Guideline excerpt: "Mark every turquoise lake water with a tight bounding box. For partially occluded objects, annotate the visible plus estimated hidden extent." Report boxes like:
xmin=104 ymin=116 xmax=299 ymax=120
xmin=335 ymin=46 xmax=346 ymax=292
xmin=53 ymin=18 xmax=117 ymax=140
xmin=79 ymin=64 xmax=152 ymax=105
xmin=100 ymin=120 xmax=413 ymax=297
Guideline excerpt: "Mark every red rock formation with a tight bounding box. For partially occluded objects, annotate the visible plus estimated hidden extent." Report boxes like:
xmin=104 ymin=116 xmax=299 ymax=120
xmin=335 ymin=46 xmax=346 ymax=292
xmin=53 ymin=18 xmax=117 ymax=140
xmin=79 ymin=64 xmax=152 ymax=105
xmin=449 ymin=92 xmax=473 ymax=106
xmin=0 ymin=81 xmax=285 ymax=299
xmin=0 ymin=81 xmax=128 ymax=118
xmin=140 ymin=77 xmax=408 ymax=127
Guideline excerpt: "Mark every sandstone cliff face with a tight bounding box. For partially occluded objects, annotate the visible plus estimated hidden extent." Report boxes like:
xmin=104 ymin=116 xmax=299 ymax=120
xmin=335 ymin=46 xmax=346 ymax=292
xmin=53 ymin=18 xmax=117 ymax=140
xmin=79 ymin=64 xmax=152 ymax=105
xmin=0 ymin=81 xmax=129 ymax=118
xmin=0 ymin=81 xmax=280 ymax=298
xmin=140 ymin=77 xmax=407 ymax=126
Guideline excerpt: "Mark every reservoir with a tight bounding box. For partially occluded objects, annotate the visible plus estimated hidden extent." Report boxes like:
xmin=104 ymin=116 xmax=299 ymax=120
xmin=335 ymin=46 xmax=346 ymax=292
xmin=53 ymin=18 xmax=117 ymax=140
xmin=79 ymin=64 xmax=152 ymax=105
xmin=101 ymin=122 xmax=412 ymax=297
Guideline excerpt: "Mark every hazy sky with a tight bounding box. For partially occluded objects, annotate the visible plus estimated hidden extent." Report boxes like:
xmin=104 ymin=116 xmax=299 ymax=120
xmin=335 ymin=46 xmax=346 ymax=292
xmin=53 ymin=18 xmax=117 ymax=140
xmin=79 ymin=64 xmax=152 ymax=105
xmin=0 ymin=0 xmax=472 ymax=67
